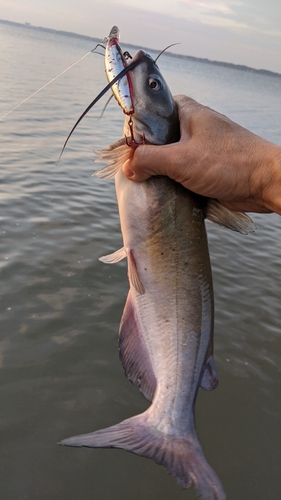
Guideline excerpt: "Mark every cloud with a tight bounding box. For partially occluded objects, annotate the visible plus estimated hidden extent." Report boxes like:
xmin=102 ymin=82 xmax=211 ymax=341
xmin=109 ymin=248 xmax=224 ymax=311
xmin=1 ymin=0 xmax=281 ymax=72
xmin=174 ymin=0 xmax=281 ymax=36
xmin=179 ymin=0 xmax=234 ymax=14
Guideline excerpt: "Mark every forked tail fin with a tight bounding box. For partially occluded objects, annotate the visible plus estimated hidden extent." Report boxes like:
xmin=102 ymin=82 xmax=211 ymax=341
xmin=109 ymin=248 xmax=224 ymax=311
xmin=59 ymin=413 xmax=226 ymax=500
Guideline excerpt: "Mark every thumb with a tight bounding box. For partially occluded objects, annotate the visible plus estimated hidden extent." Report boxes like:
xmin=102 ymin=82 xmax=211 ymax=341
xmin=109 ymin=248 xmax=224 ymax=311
xmin=122 ymin=143 xmax=174 ymax=182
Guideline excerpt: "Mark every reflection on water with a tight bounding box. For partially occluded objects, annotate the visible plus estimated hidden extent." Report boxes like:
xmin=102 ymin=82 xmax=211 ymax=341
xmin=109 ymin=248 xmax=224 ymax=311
xmin=0 ymin=21 xmax=281 ymax=500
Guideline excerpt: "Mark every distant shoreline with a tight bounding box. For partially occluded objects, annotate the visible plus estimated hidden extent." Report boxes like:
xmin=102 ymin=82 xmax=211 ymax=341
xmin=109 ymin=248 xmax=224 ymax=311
xmin=1 ymin=18 xmax=280 ymax=79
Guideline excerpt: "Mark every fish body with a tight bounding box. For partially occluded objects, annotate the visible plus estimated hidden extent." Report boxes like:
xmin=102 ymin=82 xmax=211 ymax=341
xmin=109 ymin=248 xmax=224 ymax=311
xmin=115 ymin=169 xmax=216 ymax=403
xmin=61 ymin=40 xmax=254 ymax=500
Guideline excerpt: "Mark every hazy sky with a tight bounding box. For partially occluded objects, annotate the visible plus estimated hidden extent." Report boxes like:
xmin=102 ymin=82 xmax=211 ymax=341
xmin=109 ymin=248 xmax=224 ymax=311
xmin=1 ymin=0 xmax=281 ymax=73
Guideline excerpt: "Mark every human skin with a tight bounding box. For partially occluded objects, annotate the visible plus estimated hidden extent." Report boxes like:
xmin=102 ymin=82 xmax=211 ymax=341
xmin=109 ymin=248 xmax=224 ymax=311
xmin=122 ymin=94 xmax=281 ymax=215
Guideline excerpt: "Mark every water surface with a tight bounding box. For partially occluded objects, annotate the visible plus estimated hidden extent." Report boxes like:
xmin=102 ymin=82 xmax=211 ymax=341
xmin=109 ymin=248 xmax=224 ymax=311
xmin=0 ymin=22 xmax=281 ymax=500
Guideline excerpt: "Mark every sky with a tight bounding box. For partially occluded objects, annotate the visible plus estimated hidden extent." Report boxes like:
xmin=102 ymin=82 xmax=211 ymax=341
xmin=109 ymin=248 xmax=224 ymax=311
xmin=1 ymin=0 xmax=281 ymax=73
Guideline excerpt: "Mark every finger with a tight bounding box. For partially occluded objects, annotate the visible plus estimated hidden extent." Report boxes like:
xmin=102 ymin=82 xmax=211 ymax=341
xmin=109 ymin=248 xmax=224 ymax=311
xmin=174 ymin=94 xmax=200 ymax=110
xmin=174 ymin=95 xmax=204 ymax=116
xmin=122 ymin=143 xmax=175 ymax=182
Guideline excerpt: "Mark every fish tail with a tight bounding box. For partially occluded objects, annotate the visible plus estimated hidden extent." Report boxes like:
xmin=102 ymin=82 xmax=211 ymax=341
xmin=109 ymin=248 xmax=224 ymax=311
xmin=59 ymin=413 xmax=226 ymax=500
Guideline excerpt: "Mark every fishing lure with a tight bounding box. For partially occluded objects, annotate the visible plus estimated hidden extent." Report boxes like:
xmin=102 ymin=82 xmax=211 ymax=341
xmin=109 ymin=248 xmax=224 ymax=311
xmin=104 ymin=26 xmax=146 ymax=148
xmin=58 ymin=27 xmax=179 ymax=159
xmin=105 ymin=26 xmax=134 ymax=115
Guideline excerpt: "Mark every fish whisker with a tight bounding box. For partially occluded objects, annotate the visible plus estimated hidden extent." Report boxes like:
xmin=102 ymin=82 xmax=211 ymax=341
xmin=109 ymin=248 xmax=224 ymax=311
xmin=98 ymin=94 xmax=114 ymax=120
xmin=57 ymin=58 xmax=142 ymax=162
xmin=154 ymin=43 xmax=180 ymax=63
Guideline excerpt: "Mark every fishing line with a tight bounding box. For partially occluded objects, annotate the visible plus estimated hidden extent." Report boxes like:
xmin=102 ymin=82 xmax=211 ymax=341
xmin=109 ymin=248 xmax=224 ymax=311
xmin=0 ymin=49 xmax=96 ymax=121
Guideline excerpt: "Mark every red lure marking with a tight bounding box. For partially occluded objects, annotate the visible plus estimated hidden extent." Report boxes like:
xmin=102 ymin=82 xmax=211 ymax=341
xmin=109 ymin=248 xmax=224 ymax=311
xmin=126 ymin=117 xmax=145 ymax=149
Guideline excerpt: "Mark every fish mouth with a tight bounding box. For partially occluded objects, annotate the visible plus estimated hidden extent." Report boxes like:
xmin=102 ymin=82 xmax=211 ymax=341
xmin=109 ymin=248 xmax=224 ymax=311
xmin=129 ymin=49 xmax=146 ymax=63
xmin=127 ymin=49 xmax=154 ymax=75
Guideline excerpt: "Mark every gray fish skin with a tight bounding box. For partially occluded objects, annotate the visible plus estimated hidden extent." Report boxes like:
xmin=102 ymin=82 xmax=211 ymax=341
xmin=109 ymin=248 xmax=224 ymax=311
xmin=60 ymin=49 xmax=226 ymax=499
xmin=115 ymin=169 xmax=215 ymax=409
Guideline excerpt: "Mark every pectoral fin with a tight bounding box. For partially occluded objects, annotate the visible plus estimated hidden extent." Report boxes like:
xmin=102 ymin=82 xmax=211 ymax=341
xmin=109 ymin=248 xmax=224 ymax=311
xmin=99 ymin=247 xmax=127 ymax=264
xmin=94 ymin=140 xmax=133 ymax=179
xmin=206 ymin=199 xmax=255 ymax=234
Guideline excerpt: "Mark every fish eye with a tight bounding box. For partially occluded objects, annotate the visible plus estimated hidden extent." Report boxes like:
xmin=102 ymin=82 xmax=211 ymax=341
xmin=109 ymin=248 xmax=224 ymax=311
xmin=148 ymin=78 xmax=162 ymax=91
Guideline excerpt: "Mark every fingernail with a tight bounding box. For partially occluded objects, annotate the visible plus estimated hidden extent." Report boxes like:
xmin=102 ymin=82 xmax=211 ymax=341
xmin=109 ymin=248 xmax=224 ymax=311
xmin=123 ymin=159 xmax=134 ymax=178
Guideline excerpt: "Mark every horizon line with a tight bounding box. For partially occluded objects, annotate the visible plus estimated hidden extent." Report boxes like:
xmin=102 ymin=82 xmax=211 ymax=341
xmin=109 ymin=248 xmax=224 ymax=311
xmin=1 ymin=18 xmax=280 ymax=79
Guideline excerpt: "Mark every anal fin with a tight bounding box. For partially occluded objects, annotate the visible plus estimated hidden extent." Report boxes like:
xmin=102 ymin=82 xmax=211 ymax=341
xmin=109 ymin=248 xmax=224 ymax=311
xmin=119 ymin=290 xmax=156 ymax=401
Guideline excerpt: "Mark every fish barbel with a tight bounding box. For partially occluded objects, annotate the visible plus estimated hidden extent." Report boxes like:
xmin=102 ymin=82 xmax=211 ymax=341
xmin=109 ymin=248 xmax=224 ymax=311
xmin=60 ymin=36 xmax=255 ymax=499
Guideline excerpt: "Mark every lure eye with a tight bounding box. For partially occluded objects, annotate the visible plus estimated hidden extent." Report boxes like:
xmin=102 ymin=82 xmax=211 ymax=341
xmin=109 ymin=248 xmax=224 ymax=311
xmin=148 ymin=78 xmax=162 ymax=91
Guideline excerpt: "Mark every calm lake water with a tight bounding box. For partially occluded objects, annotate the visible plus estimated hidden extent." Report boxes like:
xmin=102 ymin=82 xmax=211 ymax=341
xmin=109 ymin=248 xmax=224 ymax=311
xmin=0 ymin=21 xmax=281 ymax=500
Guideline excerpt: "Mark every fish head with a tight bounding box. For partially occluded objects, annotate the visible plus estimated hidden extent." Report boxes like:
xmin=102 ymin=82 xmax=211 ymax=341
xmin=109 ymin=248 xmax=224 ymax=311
xmin=126 ymin=50 xmax=180 ymax=145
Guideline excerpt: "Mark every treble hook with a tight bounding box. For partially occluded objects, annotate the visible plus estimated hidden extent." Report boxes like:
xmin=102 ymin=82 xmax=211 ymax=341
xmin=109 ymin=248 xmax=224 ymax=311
xmin=126 ymin=117 xmax=145 ymax=148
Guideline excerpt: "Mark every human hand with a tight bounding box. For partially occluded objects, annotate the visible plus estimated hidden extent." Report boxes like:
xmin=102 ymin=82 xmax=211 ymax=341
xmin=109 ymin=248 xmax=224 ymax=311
xmin=122 ymin=95 xmax=281 ymax=214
